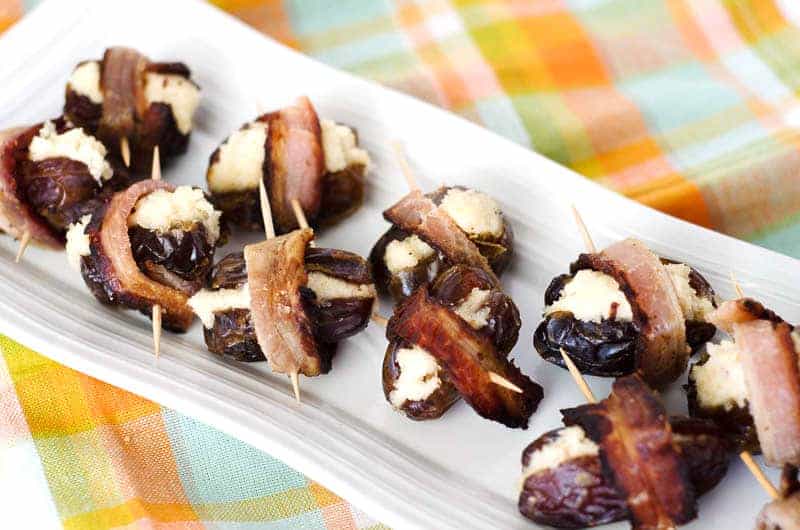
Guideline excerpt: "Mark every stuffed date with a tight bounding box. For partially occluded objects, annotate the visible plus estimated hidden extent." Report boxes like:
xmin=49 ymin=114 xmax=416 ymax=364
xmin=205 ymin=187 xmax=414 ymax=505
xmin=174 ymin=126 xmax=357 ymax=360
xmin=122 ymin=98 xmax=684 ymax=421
xmin=64 ymin=47 xmax=200 ymax=172
xmin=370 ymin=186 xmax=513 ymax=301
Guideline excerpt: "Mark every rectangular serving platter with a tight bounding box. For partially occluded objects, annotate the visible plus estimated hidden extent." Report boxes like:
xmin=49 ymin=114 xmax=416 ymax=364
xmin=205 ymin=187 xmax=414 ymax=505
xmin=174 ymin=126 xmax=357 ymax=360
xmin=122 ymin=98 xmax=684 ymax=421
xmin=1 ymin=1 xmax=798 ymax=528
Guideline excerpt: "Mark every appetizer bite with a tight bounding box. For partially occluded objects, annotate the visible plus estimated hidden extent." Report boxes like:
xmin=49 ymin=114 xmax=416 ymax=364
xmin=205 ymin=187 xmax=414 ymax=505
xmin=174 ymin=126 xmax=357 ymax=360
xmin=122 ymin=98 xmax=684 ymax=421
xmin=206 ymin=96 xmax=369 ymax=233
xmin=0 ymin=118 xmax=133 ymax=256
xmin=370 ymin=185 xmax=514 ymax=301
xmin=519 ymin=415 xmax=730 ymax=528
xmin=189 ymin=243 xmax=376 ymax=366
xmin=64 ymin=46 xmax=200 ymax=172
xmin=534 ymin=237 xmax=717 ymax=387
xmin=520 ymin=375 xmax=714 ymax=528
xmin=687 ymin=297 xmax=800 ymax=464
xmin=383 ymin=264 xmax=521 ymax=420
xmin=385 ymin=277 xmax=542 ymax=429
xmin=66 ymin=179 xmax=223 ymax=332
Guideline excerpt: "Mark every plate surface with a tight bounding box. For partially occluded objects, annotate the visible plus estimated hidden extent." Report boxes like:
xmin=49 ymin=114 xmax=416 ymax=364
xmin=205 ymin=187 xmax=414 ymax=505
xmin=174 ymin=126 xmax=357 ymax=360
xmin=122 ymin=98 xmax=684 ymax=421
xmin=1 ymin=1 xmax=798 ymax=528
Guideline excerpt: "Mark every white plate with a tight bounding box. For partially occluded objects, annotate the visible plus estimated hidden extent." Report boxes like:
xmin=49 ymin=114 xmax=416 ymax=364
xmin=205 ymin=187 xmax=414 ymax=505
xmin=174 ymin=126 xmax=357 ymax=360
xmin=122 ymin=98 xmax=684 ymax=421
xmin=1 ymin=1 xmax=798 ymax=528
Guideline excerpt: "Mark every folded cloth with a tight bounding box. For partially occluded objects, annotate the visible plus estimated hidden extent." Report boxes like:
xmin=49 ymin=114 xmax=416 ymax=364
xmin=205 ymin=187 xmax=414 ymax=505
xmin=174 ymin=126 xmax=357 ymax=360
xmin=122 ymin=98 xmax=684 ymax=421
xmin=3 ymin=0 xmax=800 ymax=529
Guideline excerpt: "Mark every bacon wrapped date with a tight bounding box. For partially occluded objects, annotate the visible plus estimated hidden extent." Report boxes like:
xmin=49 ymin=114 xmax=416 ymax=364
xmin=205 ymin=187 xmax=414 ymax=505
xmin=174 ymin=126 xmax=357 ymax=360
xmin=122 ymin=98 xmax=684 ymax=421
xmin=757 ymin=465 xmax=800 ymax=529
xmin=74 ymin=181 xmax=222 ymax=332
xmin=370 ymin=186 xmax=513 ymax=301
xmin=191 ymin=240 xmax=375 ymax=368
xmin=382 ymin=265 xmax=521 ymax=420
xmin=64 ymin=48 xmax=200 ymax=173
xmin=561 ymin=375 xmax=698 ymax=528
xmin=386 ymin=284 xmax=540 ymax=428
xmin=535 ymin=238 xmax=717 ymax=387
xmin=518 ymin=416 xmax=729 ymax=528
xmin=206 ymin=97 xmax=369 ymax=234
xmin=0 ymin=119 xmax=133 ymax=249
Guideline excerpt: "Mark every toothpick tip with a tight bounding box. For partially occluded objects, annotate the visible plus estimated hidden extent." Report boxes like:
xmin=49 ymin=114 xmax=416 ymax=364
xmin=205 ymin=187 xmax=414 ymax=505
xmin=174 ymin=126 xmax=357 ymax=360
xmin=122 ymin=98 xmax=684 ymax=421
xmin=290 ymin=371 xmax=301 ymax=404
xmin=151 ymin=146 xmax=161 ymax=181
xmin=488 ymin=372 xmax=523 ymax=394
xmin=152 ymin=305 xmax=162 ymax=360
xmin=15 ymin=231 xmax=31 ymax=263
xmin=120 ymin=137 xmax=131 ymax=167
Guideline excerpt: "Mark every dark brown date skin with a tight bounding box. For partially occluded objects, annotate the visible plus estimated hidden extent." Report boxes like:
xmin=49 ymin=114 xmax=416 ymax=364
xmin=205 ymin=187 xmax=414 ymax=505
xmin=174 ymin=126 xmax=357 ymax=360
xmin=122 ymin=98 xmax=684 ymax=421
xmin=519 ymin=417 xmax=730 ymax=528
xmin=685 ymin=352 xmax=760 ymax=453
xmin=534 ymin=260 xmax=717 ymax=377
xmin=370 ymin=186 xmax=514 ymax=302
xmin=382 ymin=339 xmax=460 ymax=421
xmin=430 ymin=264 xmax=520 ymax=355
xmin=129 ymin=222 xmax=215 ymax=297
xmin=202 ymin=249 xmax=374 ymax=361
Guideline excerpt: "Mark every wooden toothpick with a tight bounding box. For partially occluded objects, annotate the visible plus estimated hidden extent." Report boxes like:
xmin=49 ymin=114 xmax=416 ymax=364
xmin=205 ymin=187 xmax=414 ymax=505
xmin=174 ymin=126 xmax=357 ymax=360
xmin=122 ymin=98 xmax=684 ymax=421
xmin=559 ymin=348 xmax=596 ymax=403
xmin=571 ymin=204 xmax=596 ymax=254
xmin=120 ymin=137 xmax=131 ymax=168
xmin=150 ymin=146 xmax=162 ymax=359
xmin=488 ymin=372 xmax=524 ymax=393
xmin=391 ymin=141 xmax=420 ymax=192
xmin=15 ymin=231 xmax=31 ymax=263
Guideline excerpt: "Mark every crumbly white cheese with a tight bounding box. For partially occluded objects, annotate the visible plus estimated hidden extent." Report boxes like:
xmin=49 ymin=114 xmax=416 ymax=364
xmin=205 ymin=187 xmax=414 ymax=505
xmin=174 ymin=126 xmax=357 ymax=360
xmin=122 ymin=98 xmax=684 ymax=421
xmin=545 ymin=269 xmax=633 ymax=323
xmin=666 ymin=263 xmax=715 ymax=321
xmin=28 ymin=121 xmax=112 ymax=184
xmin=521 ymin=426 xmax=599 ymax=481
xmin=306 ymin=272 xmax=375 ymax=302
xmin=207 ymin=122 xmax=268 ymax=193
xmin=692 ymin=340 xmax=748 ymax=410
xmin=65 ymin=214 xmax=92 ymax=271
xmin=454 ymin=288 xmax=491 ymax=329
xmin=320 ymin=119 xmax=370 ymax=173
xmin=128 ymin=186 xmax=221 ymax=244
xmin=188 ymin=285 xmax=251 ymax=328
xmin=384 ymin=235 xmax=435 ymax=273
xmin=144 ymin=73 xmax=200 ymax=135
xmin=439 ymin=188 xmax=503 ymax=238
xmin=68 ymin=61 xmax=102 ymax=103
xmin=389 ymin=345 xmax=441 ymax=408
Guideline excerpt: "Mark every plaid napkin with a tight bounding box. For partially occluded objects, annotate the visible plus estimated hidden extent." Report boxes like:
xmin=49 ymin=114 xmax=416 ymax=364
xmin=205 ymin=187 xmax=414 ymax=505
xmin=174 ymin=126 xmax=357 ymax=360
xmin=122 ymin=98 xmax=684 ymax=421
xmin=3 ymin=0 xmax=800 ymax=528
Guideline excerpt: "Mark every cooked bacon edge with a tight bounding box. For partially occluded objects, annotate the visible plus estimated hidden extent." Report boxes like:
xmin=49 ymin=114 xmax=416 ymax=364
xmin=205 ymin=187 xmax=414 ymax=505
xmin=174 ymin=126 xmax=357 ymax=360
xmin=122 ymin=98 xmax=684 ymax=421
xmin=90 ymin=179 xmax=194 ymax=330
xmin=707 ymin=297 xmax=784 ymax=334
xmin=387 ymin=286 xmax=542 ymax=428
xmin=735 ymin=319 xmax=800 ymax=467
xmin=244 ymin=228 xmax=324 ymax=376
xmin=0 ymin=125 xmax=63 ymax=248
xmin=261 ymin=97 xmax=325 ymax=233
xmin=383 ymin=190 xmax=499 ymax=285
xmin=574 ymin=238 xmax=687 ymax=387
xmin=99 ymin=47 xmax=148 ymax=138
xmin=562 ymin=375 xmax=697 ymax=528
xmin=758 ymin=467 xmax=800 ymax=530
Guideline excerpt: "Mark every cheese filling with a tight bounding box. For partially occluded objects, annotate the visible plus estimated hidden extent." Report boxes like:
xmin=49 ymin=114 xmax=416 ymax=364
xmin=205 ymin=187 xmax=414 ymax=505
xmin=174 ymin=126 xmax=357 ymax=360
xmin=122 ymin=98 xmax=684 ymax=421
xmin=691 ymin=340 xmax=748 ymax=410
xmin=128 ymin=186 xmax=221 ymax=244
xmin=144 ymin=73 xmax=200 ymax=135
xmin=389 ymin=345 xmax=441 ymax=408
xmin=28 ymin=121 xmax=112 ymax=184
xmin=65 ymin=214 xmax=92 ymax=271
xmin=306 ymin=272 xmax=375 ymax=302
xmin=188 ymin=285 xmax=251 ymax=328
xmin=384 ymin=235 xmax=435 ymax=273
xmin=666 ymin=263 xmax=715 ymax=321
xmin=68 ymin=61 xmax=103 ymax=103
xmin=439 ymin=188 xmax=503 ymax=238
xmin=521 ymin=426 xmax=599 ymax=483
xmin=320 ymin=119 xmax=370 ymax=173
xmin=207 ymin=122 xmax=268 ymax=193
xmin=545 ymin=269 xmax=633 ymax=323
xmin=454 ymin=288 xmax=492 ymax=329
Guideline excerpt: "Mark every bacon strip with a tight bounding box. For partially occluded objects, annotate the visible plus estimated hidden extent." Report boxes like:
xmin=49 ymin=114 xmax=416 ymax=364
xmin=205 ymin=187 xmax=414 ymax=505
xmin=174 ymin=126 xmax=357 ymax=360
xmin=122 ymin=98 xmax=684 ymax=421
xmin=383 ymin=190 xmax=499 ymax=284
xmin=262 ymin=97 xmax=325 ymax=233
xmin=387 ymin=286 xmax=542 ymax=428
xmin=576 ymin=238 xmax=687 ymax=387
xmin=244 ymin=228 xmax=324 ymax=376
xmin=707 ymin=298 xmax=784 ymax=334
xmin=757 ymin=492 xmax=800 ymax=530
xmin=735 ymin=320 xmax=800 ymax=467
xmin=99 ymin=47 xmax=148 ymax=138
xmin=562 ymin=375 xmax=697 ymax=529
xmin=90 ymin=179 xmax=194 ymax=330
xmin=0 ymin=125 xmax=63 ymax=248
